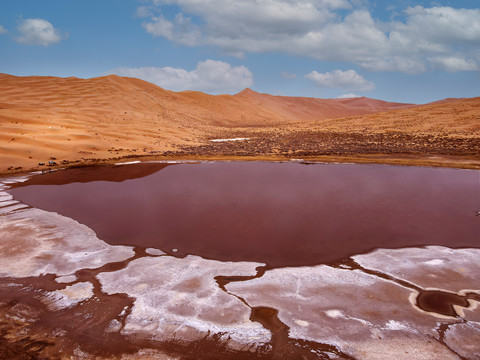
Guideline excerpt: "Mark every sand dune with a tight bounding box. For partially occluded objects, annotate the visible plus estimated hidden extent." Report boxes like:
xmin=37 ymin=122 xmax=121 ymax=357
xmin=0 ymin=73 xmax=479 ymax=173
xmin=234 ymin=88 xmax=414 ymax=121
xmin=290 ymin=96 xmax=480 ymax=136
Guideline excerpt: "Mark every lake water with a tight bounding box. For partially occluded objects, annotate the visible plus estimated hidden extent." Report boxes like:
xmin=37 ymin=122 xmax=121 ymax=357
xmin=8 ymin=162 xmax=480 ymax=267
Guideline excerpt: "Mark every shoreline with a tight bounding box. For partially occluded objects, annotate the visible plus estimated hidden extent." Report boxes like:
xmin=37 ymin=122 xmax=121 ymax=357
xmin=2 ymin=152 xmax=480 ymax=178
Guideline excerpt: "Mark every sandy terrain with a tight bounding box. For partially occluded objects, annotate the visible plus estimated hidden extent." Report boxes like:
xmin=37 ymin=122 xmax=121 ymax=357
xmin=1 ymin=73 xmax=478 ymax=174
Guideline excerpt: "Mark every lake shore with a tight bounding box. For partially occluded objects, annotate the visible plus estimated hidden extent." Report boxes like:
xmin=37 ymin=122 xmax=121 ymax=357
xmin=2 ymin=151 xmax=480 ymax=178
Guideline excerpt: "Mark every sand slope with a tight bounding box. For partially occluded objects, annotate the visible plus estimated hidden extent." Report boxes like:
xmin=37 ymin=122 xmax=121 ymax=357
xmin=0 ymin=73 xmax=479 ymax=173
xmin=234 ymin=88 xmax=414 ymax=122
xmin=303 ymin=96 xmax=480 ymax=136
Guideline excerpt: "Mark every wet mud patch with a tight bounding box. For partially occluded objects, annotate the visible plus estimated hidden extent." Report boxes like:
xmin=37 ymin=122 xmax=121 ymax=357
xmin=415 ymin=290 xmax=480 ymax=318
xmin=0 ymin=276 xmax=134 ymax=359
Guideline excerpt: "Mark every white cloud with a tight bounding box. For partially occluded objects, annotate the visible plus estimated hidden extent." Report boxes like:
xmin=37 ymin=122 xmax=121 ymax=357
xmin=15 ymin=19 xmax=65 ymax=46
xmin=108 ymin=59 xmax=254 ymax=94
xmin=428 ymin=56 xmax=478 ymax=72
xmin=0 ymin=25 xmax=7 ymax=34
xmin=139 ymin=1 xmax=480 ymax=73
xmin=306 ymin=69 xmax=375 ymax=91
xmin=337 ymin=93 xmax=361 ymax=98
xmin=136 ymin=6 xmax=152 ymax=18
xmin=401 ymin=6 xmax=480 ymax=44
xmin=142 ymin=13 xmax=201 ymax=46
xmin=141 ymin=0 xmax=348 ymax=57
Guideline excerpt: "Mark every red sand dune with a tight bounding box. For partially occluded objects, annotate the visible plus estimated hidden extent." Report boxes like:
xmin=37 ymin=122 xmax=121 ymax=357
xmin=0 ymin=73 xmax=478 ymax=172
xmin=234 ymin=88 xmax=414 ymax=122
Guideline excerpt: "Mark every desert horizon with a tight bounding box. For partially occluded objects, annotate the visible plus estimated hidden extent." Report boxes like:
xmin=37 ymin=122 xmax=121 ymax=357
xmin=1 ymin=72 xmax=479 ymax=175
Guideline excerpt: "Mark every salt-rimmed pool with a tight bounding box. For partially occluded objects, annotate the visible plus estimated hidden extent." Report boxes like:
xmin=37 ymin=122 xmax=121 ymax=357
xmin=8 ymin=161 xmax=480 ymax=267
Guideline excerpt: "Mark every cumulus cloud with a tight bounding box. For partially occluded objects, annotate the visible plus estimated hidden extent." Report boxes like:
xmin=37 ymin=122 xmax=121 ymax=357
xmin=140 ymin=0 xmax=349 ymax=57
xmin=427 ymin=56 xmax=478 ymax=72
xmin=108 ymin=59 xmax=254 ymax=94
xmin=15 ymin=18 xmax=65 ymax=46
xmin=142 ymin=13 xmax=201 ymax=46
xmin=138 ymin=1 xmax=480 ymax=73
xmin=0 ymin=25 xmax=7 ymax=34
xmin=306 ymin=69 xmax=375 ymax=91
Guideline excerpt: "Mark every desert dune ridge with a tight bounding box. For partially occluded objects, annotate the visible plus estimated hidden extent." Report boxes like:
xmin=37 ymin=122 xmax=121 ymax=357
xmin=1 ymin=73 xmax=479 ymax=174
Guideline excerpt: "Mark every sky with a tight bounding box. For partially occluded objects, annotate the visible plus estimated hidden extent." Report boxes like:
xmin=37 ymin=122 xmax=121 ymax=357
xmin=0 ymin=0 xmax=479 ymax=103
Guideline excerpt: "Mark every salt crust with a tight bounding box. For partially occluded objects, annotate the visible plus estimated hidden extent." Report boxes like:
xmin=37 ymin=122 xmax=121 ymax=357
xmin=444 ymin=322 xmax=480 ymax=360
xmin=226 ymin=265 xmax=440 ymax=345
xmin=1 ymin=182 xmax=270 ymax=349
xmin=145 ymin=248 xmax=165 ymax=256
xmin=348 ymin=336 xmax=461 ymax=360
xmin=114 ymin=161 xmax=142 ymax=165
xmin=209 ymin=138 xmax=250 ymax=142
xmin=56 ymin=275 xmax=78 ymax=284
xmin=226 ymin=250 xmax=480 ymax=359
xmin=43 ymin=282 xmax=94 ymax=311
xmin=98 ymin=255 xmax=271 ymax=348
xmin=353 ymin=246 xmax=480 ymax=292
xmin=0 ymin=190 xmax=134 ymax=278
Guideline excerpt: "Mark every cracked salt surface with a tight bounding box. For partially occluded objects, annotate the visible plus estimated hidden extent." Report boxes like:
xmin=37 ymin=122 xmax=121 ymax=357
xmin=225 ymin=254 xmax=480 ymax=359
xmin=353 ymin=246 xmax=480 ymax=292
xmin=226 ymin=264 xmax=439 ymax=345
xmin=97 ymin=255 xmax=271 ymax=348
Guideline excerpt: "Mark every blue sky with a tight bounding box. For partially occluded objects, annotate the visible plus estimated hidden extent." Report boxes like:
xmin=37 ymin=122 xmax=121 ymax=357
xmin=0 ymin=0 xmax=479 ymax=103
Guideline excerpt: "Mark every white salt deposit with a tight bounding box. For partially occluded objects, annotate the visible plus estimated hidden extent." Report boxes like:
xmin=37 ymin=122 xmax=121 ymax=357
xmin=384 ymin=320 xmax=412 ymax=332
xmin=424 ymin=259 xmax=444 ymax=266
xmin=43 ymin=282 xmax=94 ymax=310
xmin=226 ymin=262 xmax=449 ymax=357
xmin=114 ymin=161 xmax=142 ymax=165
xmin=353 ymin=246 xmax=480 ymax=292
xmin=0 ymin=205 xmax=134 ymax=278
xmin=98 ymin=255 xmax=271 ymax=348
xmin=209 ymin=138 xmax=250 ymax=142
xmin=145 ymin=248 xmax=166 ymax=256
xmin=56 ymin=275 xmax=78 ymax=284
